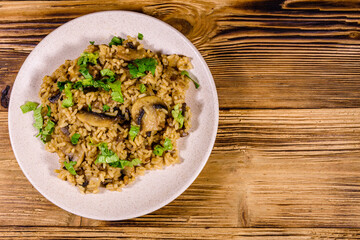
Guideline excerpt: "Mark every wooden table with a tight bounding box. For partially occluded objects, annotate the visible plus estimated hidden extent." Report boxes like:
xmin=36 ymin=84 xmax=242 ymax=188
xmin=2 ymin=0 xmax=360 ymax=238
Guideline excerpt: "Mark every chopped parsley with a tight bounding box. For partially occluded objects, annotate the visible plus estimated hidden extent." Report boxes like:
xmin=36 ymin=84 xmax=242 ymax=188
xmin=79 ymin=67 xmax=93 ymax=79
xmin=46 ymin=105 xmax=51 ymax=117
xmin=70 ymin=133 xmax=81 ymax=145
xmin=139 ymin=83 xmax=146 ymax=93
xmin=64 ymin=161 xmax=77 ymax=175
xmin=88 ymin=104 xmax=92 ymax=112
xmin=77 ymin=52 xmax=99 ymax=67
xmin=153 ymin=138 xmax=173 ymax=156
xmin=128 ymin=58 xmax=157 ymax=78
xmin=33 ymin=106 xmax=43 ymax=130
xmin=138 ymin=33 xmax=143 ymax=40
xmin=89 ymin=41 xmax=95 ymax=45
xmin=39 ymin=120 xmax=55 ymax=143
xmin=109 ymin=36 xmax=124 ymax=47
xmin=20 ymin=101 xmax=39 ymax=113
xmin=95 ymin=143 xmax=141 ymax=169
xmin=181 ymin=70 xmax=200 ymax=89
xmin=62 ymin=83 xmax=73 ymax=108
xmin=129 ymin=125 xmax=140 ymax=141
xmin=100 ymin=69 xmax=115 ymax=79
xmin=57 ymin=81 xmax=70 ymax=92
xmin=108 ymin=80 xmax=124 ymax=103
xmin=103 ymin=104 xmax=110 ymax=112
xmin=109 ymin=158 xmax=141 ymax=168
xmin=95 ymin=143 xmax=119 ymax=164
xmin=171 ymin=104 xmax=184 ymax=128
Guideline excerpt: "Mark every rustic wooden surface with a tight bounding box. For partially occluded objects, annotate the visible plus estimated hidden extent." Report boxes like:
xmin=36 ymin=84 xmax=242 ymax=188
xmin=3 ymin=0 xmax=360 ymax=238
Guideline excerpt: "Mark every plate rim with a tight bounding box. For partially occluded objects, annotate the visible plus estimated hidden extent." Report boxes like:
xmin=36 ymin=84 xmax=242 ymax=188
xmin=8 ymin=10 xmax=219 ymax=220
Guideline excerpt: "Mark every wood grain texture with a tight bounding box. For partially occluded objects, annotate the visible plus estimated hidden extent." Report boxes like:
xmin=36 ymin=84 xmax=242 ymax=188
xmin=2 ymin=0 xmax=360 ymax=238
xmin=2 ymin=227 xmax=360 ymax=239
xmin=2 ymin=0 xmax=360 ymax=109
xmin=3 ymin=109 xmax=360 ymax=229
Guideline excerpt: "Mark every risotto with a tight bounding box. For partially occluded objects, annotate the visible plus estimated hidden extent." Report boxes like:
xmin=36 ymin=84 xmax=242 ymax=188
xmin=20 ymin=35 xmax=199 ymax=193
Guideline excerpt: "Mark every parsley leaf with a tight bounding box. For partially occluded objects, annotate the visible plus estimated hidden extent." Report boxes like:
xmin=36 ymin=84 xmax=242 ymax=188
xmin=138 ymin=33 xmax=143 ymax=40
xmin=62 ymin=83 xmax=73 ymax=108
xmin=57 ymin=81 xmax=71 ymax=92
xmin=109 ymin=36 xmax=124 ymax=47
xmin=108 ymin=80 xmax=124 ymax=103
xmin=153 ymin=138 xmax=173 ymax=156
xmin=79 ymin=67 xmax=93 ymax=79
xmin=129 ymin=125 xmax=140 ymax=141
xmin=153 ymin=145 xmax=164 ymax=156
xmin=109 ymin=158 xmax=141 ymax=168
xmin=139 ymin=83 xmax=146 ymax=93
xmin=46 ymin=105 xmax=51 ymax=117
xmin=88 ymin=104 xmax=92 ymax=112
xmin=95 ymin=143 xmax=119 ymax=164
xmin=128 ymin=58 xmax=157 ymax=79
xmin=89 ymin=41 xmax=95 ymax=45
xmin=100 ymin=69 xmax=115 ymax=78
xmin=163 ymin=138 xmax=173 ymax=151
xmin=40 ymin=120 xmax=55 ymax=143
xmin=171 ymin=104 xmax=184 ymax=128
xmin=64 ymin=161 xmax=77 ymax=175
xmin=181 ymin=70 xmax=200 ymax=89
xmin=20 ymin=101 xmax=39 ymax=113
xmin=77 ymin=52 xmax=99 ymax=67
xmin=70 ymin=133 xmax=81 ymax=145
xmin=103 ymin=104 xmax=110 ymax=112
xmin=33 ymin=106 xmax=43 ymax=130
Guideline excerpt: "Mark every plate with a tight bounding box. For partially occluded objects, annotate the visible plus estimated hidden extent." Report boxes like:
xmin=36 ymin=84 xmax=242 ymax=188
xmin=8 ymin=11 xmax=218 ymax=220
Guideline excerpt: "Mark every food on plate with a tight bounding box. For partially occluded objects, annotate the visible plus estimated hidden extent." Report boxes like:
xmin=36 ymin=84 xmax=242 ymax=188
xmin=20 ymin=35 xmax=199 ymax=193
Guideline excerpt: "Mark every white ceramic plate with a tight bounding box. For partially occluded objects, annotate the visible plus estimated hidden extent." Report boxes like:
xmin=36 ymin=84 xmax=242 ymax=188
xmin=8 ymin=11 xmax=218 ymax=220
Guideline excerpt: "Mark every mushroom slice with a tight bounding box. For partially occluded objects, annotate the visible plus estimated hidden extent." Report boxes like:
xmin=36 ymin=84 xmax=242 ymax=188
xmin=77 ymin=111 xmax=117 ymax=128
xmin=60 ymin=143 xmax=85 ymax=168
xmin=115 ymin=45 xmax=146 ymax=61
xmin=131 ymin=96 xmax=167 ymax=132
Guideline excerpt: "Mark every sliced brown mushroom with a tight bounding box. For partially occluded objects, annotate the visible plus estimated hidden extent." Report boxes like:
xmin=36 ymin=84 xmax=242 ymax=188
xmin=131 ymin=96 xmax=167 ymax=132
xmin=115 ymin=45 xmax=146 ymax=61
xmin=59 ymin=142 xmax=85 ymax=168
xmin=77 ymin=111 xmax=123 ymax=128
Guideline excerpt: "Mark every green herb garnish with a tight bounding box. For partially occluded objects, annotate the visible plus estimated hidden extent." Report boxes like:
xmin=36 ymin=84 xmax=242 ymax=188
xmin=89 ymin=41 xmax=95 ymax=45
xmin=46 ymin=105 xmax=51 ymax=117
xmin=33 ymin=106 xmax=43 ymax=130
xmin=62 ymin=83 xmax=73 ymax=108
xmin=181 ymin=70 xmax=200 ymax=89
xmin=128 ymin=58 xmax=157 ymax=78
xmin=171 ymin=104 xmax=184 ymax=128
xmin=64 ymin=161 xmax=77 ymax=175
xmin=77 ymin=52 xmax=99 ymax=67
xmin=20 ymin=101 xmax=39 ymax=113
xmin=95 ymin=143 xmax=119 ymax=164
xmin=108 ymin=80 xmax=124 ymax=103
xmin=109 ymin=158 xmax=141 ymax=168
xmin=88 ymin=104 xmax=92 ymax=112
xmin=129 ymin=125 xmax=140 ymax=141
xmin=109 ymin=36 xmax=124 ymax=47
xmin=103 ymin=104 xmax=110 ymax=112
xmin=57 ymin=81 xmax=71 ymax=92
xmin=153 ymin=138 xmax=173 ymax=156
xmin=70 ymin=133 xmax=81 ymax=145
xmin=100 ymin=69 xmax=115 ymax=79
xmin=40 ymin=120 xmax=55 ymax=143
xmin=138 ymin=33 xmax=143 ymax=40
xmin=79 ymin=67 xmax=93 ymax=79
xmin=139 ymin=83 xmax=146 ymax=93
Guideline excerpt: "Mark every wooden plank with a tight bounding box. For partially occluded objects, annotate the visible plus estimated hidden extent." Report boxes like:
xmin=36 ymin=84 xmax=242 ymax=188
xmin=3 ymin=109 xmax=360 ymax=227
xmin=1 ymin=1 xmax=360 ymax=109
xmin=1 ymin=226 xmax=360 ymax=239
